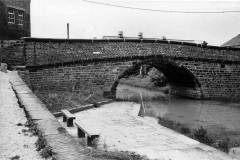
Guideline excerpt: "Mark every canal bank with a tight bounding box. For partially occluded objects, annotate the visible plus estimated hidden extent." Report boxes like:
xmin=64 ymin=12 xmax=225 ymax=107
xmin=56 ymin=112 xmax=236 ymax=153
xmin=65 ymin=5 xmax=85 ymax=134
xmin=58 ymin=101 xmax=238 ymax=160
xmin=117 ymin=83 xmax=240 ymax=157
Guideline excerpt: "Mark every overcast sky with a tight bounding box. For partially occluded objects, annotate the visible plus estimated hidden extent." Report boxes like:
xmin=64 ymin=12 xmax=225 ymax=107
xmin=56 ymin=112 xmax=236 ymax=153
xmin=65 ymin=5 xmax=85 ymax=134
xmin=31 ymin=0 xmax=240 ymax=46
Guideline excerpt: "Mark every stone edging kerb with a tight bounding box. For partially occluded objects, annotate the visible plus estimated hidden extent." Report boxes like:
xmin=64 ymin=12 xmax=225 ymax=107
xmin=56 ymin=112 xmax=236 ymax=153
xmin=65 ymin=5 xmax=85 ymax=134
xmin=9 ymin=72 xmax=89 ymax=160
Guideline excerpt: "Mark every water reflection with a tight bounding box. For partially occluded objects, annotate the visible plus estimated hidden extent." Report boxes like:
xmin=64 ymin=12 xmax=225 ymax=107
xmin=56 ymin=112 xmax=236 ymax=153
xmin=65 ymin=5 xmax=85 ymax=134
xmin=117 ymin=83 xmax=240 ymax=136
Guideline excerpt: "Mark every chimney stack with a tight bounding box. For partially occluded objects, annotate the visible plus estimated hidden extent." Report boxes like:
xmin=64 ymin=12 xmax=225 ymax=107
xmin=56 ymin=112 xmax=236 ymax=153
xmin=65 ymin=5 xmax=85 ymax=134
xmin=67 ymin=23 xmax=70 ymax=39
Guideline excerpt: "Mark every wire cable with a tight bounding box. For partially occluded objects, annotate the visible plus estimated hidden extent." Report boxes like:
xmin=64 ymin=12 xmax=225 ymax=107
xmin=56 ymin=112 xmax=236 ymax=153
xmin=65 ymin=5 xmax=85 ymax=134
xmin=82 ymin=0 xmax=240 ymax=13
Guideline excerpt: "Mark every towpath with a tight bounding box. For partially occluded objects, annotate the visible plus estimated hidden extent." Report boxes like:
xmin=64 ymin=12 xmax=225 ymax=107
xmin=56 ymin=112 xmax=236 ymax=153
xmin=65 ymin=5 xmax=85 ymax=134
xmin=0 ymin=71 xmax=45 ymax=160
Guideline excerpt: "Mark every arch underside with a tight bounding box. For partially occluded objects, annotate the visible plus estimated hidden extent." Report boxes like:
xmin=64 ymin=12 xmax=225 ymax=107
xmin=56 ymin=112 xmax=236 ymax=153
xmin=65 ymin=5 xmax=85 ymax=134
xmin=111 ymin=58 xmax=203 ymax=99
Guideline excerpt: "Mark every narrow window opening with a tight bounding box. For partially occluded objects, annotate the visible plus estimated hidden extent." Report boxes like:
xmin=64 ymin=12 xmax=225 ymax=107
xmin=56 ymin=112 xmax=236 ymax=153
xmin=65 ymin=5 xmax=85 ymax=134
xmin=17 ymin=10 xmax=24 ymax=25
xmin=8 ymin=8 xmax=15 ymax=24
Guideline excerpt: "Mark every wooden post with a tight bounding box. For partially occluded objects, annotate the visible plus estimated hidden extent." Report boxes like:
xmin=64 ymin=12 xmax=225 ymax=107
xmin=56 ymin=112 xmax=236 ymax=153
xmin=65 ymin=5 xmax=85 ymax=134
xmin=63 ymin=115 xmax=67 ymax=122
xmin=67 ymin=118 xmax=74 ymax=127
xmin=138 ymin=92 xmax=145 ymax=117
xmin=77 ymin=128 xmax=85 ymax=138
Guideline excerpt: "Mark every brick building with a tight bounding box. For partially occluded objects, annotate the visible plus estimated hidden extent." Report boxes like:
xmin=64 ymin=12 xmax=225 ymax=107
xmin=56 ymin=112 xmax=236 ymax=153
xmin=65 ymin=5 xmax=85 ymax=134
xmin=0 ymin=0 xmax=31 ymax=40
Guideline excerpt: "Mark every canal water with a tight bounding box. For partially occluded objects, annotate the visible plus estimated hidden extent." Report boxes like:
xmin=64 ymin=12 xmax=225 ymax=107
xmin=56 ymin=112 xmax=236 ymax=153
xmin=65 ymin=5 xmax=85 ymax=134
xmin=116 ymin=83 xmax=240 ymax=143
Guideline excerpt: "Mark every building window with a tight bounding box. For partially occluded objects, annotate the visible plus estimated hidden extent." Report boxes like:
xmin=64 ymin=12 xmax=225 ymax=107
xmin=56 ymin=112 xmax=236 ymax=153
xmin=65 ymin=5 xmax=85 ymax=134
xmin=8 ymin=8 xmax=15 ymax=24
xmin=17 ymin=10 xmax=24 ymax=25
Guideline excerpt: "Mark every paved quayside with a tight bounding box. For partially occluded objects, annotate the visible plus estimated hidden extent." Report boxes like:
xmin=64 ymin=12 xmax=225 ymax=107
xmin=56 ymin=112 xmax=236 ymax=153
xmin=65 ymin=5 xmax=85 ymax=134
xmin=0 ymin=71 xmax=45 ymax=160
xmin=59 ymin=102 xmax=239 ymax=160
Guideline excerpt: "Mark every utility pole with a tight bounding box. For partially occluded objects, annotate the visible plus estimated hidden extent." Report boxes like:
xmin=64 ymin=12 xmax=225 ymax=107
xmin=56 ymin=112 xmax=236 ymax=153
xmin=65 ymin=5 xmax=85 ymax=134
xmin=67 ymin=23 xmax=70 ymax=39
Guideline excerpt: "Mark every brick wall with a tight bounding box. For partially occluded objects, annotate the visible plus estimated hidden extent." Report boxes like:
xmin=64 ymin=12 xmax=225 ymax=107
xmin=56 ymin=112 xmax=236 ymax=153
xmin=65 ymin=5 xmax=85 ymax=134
xmin=22 ymin=61 xmax=132 ymax=96
xmin=24 ymin=38 xmax=240 ymax=67
xmin=20 ymin=38 xmax=240 ymax=100
xmin=0 ymin=40 xmax=25 ymax=67
xmin=1 ymin=0 xmax=30 ymax=13
xmin=19 ymin=57 xmax=240 ymax=100
xmin=183 ymin=61 xmax=240 ymax=99
xmin=0 ymin=0 xmax=31 ymax=40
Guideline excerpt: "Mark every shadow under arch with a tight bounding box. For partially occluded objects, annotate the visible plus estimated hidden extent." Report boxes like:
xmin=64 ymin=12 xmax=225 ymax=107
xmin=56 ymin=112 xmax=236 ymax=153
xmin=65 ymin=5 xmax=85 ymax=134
xmin=111 ymin=58 xmax=203 ymax=99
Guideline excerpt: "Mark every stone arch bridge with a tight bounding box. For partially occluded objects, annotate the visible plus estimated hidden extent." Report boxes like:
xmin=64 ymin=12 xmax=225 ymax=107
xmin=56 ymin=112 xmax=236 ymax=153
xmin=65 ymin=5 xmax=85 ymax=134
xmin=21 ymin=38 xmax=240 ymax=99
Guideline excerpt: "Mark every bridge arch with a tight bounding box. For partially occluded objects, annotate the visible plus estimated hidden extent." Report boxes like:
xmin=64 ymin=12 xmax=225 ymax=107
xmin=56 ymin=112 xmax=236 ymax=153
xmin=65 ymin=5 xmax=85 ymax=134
xmin=110 ymin=58 xmax=203 ymax=99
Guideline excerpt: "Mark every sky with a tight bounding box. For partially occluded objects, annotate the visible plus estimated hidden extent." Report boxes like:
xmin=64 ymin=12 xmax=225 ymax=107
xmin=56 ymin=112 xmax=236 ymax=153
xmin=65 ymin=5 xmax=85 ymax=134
xmin=31 ymin=0 xmax=240 ymax=46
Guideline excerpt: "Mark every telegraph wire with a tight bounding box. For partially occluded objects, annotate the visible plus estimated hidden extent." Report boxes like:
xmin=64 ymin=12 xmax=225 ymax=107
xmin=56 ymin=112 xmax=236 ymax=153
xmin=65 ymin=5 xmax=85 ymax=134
xmin=82 ymin=0 xmax=240 ymax=13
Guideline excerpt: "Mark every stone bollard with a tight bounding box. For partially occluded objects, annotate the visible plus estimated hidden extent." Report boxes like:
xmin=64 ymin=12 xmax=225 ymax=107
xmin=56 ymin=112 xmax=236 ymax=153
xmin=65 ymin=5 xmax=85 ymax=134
xmin=0 ymin=63 xmax=7 ymax=73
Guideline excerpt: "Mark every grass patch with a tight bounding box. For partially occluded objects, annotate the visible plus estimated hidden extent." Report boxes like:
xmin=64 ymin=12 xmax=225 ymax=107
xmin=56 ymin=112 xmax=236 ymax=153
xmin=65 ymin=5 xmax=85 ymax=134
xmin=157 ymin=116 xmax=239 ymax=153
xmin=158 ymin=117 xmax=191 ymax=136
xmin=83 ymin=134 xmax=149 ymax=160
xmin=213 ymin=138 xmax=230 ymax=153
xmin=35 ymin=134 xmax=56 ymax=159
xmin=91 ymin=149 xmax=149 ymax=160
xmin=193 ymin=127 xmax=214 ymax=145
xmin=34 ymin=90 xmax=109 ymax=113
xmin=120 ymin=77 xmax=170 ymax=94
xmin=25 ymin=119 xmax=39 ymax=136
xmin=24 ymin=113 xmax=56 ymax=159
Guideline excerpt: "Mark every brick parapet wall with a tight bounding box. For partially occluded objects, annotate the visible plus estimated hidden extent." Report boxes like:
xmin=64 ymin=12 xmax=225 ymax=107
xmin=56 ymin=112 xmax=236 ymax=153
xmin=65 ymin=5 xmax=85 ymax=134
xmin=23 ymin=38 xmax=240 ymax=67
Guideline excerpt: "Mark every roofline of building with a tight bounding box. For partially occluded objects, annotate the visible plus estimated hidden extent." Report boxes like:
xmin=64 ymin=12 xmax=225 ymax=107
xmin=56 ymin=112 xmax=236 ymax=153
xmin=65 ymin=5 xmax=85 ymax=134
xmin=22 ymin=37 xmax=240 ymax=51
